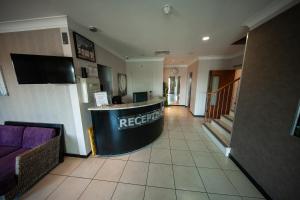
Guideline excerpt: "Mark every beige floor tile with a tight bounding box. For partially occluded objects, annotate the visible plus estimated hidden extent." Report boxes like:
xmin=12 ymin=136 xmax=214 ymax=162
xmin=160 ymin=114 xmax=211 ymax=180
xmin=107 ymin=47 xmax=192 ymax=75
xmin=242 ymin=197 xmax=265 ymax=200
xmin=150 ymin=149 xmax=172 ymax=164
xmin=147 ymin=163 xmax=174 ymax=188
xmin=212 ymin=153 xmax=239 ymax=170
xmin=160 ymin=130 xmax=169 ymax=139
xmin=71 ymin=157 xmax=105 ymax=178
xmin=108 ymin=154 xmax=129 ymax=161
xmin=21 ymin=174 xmax=66 ymax=200
xmin=183 ymin=132 xmax=202 ymax=140
xmin=224 ymin=170 xmax=263 ymax=198
xmin=187 ymin=140 xmax=209 ymax=152
xmin=192 ymin=151 xmax=220 ymax=168
xmin=112 ymin=183 xmax=145 ymax=200
xmin=176 ymin=190 xmax=209 ymax=200
xmin=94 ymin=159 xmax=126 ymax=181
xmin=198 ymin=168 xmax=239 ymax=195
xmin=47 ymin=177 xmax=90 ymax=200
xmin=169 ymin=131 xmax=185 ymax=139
xmin=120 ymin=161 xmax=148 ymax=185
xmin=50 ymin=157 xmax=83 ymax=176
xmin=168 ymin=126 xmax=182 ymax=132
xmin=129 ymin=147 xmax=151 ymax=162
xmin=171 ymin=150 xmax=195 ymax=166
xmin=144 ymin=187 xmax=176 ymax=200
xmin=204 ymin=141 xmax=222 ymax=153
xmin=152 ymin=138 xmax=170 ymax=149
xmin=170 ymin=139 xmax=189 ymax=150
xmin=208 ymin=193 xmax=242 ymax=200
xmin=173 ymin=165 xmax=205 ymax=192
xmin=79 ymin=180 xmax=117 ymax=200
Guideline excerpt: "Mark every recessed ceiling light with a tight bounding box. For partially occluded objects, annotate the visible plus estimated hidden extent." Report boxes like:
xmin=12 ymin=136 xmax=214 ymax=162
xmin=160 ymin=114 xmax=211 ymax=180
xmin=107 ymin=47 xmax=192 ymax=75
xmin=202 ymin=36 xmax=210 ymax=41
xmin=89 ymin=26 xmax=98 ymax=32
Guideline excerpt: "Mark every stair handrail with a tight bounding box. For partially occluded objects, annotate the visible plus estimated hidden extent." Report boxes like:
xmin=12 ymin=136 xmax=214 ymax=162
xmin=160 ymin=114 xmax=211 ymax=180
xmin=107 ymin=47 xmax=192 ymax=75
xmin=207 ymin=77 xmax=240 ymax=94
xmin=205 ymin=77 xmax=241 ymax=121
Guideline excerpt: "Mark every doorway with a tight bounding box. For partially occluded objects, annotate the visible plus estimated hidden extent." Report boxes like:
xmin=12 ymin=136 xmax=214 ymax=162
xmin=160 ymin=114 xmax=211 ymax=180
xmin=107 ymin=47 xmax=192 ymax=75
xmin=187 ymin=72 xmax=192 ymax=108
xmin=97 ymin=64 xmax=113 ymax=103
xmin=206 ymin=70 xmax=235 ymax=118
xmin=167 ymin=76 xmax=181 ymax=105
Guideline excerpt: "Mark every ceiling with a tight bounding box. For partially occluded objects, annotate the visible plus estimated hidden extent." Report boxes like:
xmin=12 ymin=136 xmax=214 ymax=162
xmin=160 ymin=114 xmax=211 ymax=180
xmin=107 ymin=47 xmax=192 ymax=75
xmin=0 ymin=0 xmax=286 ymax=64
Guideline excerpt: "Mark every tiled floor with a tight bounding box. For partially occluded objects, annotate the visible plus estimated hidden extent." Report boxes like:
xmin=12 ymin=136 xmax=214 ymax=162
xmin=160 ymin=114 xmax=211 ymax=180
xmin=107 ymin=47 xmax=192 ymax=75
xmin=21 ymin=107 xmax=265 ymax=200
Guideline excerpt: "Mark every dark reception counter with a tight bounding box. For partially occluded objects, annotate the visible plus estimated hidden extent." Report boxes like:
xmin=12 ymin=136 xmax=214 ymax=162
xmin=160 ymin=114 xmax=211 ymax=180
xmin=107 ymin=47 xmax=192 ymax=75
xmin=88 ymin=98 xmax=164 ymax=155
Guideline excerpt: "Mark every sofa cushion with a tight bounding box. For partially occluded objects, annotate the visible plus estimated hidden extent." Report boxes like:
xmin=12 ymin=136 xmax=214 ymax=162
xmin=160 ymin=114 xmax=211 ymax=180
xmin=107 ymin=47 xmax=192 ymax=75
xmin=0 ymin=148 xmax=28 ymax=195
xmin=22 ymin=127 xmax=55 ymax=149
xmin=0 ymin=146 xmax=20 ymax=158
xmin=0 ymin=125 xmax=25 ymax=147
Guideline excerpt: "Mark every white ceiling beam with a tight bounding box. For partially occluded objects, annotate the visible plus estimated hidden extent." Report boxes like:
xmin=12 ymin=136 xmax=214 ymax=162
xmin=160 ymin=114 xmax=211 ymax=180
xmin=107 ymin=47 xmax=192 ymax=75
xmin=0 ymin=15 xmax=68 ymax=33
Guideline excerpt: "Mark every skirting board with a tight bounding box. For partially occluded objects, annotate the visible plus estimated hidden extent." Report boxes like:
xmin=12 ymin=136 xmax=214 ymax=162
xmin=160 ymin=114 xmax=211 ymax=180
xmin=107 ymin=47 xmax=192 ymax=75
xmin=65 ymin=151 xmax=92 ymax=158
xmin=229 ymin=154 xmax=272 ymax=200
xmin=188 ymin=110 xmax=204 ymax=118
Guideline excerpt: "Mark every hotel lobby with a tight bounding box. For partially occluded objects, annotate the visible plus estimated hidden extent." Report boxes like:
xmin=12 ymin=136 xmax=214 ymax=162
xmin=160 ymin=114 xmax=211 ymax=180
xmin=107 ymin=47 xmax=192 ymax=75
xmin=0 ymin=1 xmax=300 ymax=200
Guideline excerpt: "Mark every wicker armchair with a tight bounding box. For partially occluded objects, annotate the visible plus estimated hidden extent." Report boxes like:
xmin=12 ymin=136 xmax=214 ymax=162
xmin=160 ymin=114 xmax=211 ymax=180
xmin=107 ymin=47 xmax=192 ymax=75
xmin=1 ymin=122 xmax=64 ymax=200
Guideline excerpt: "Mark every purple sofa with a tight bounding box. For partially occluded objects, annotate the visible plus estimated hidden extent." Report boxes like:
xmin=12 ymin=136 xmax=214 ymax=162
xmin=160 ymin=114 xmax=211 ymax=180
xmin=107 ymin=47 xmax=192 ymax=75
xmin=0 ymin=124 xmax=61 ymax=199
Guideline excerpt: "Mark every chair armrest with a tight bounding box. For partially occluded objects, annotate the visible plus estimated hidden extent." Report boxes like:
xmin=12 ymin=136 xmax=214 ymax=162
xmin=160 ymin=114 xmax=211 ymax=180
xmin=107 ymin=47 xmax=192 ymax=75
xmin=14 ymin=135 xmax=60 ymax=195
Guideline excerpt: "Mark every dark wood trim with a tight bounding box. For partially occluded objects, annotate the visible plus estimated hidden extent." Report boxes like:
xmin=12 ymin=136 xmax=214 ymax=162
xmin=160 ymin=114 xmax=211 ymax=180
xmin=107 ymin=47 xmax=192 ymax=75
xmin=192 ymin=114 xmax=205 ymax=118
xmin=229 ymin=154 xmax=272 ymax=200
xmin=188 ymin=110 xmax=204 ymax=118
xmin=65 ymin=151 xmax=92 ymax=158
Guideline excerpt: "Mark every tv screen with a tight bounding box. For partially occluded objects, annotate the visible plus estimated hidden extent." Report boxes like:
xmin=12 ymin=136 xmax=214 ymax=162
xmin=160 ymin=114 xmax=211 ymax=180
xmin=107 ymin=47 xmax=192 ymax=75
xmin=133 ymin=92 xmax=148 ymax=103
xmin=11 ymin=53 xmax=76 ymax=84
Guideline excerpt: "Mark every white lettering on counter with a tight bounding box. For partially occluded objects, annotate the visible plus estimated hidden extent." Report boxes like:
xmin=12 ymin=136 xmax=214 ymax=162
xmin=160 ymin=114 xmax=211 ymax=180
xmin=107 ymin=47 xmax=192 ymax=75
xmin=118 ymin=109 xmax=163 ymax=130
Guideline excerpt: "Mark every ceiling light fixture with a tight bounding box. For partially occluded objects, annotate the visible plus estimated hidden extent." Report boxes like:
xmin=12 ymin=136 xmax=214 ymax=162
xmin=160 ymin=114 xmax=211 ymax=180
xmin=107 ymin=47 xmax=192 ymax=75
xmin=202 ymin=36 xmax=210 ymax=41
xmin=162 ymin=4 xmax=172 ymax=15
xmin=155 ymin=50 xmax=170 ymax=56
xmin=89 ymin=26 xmax=98 ymax=32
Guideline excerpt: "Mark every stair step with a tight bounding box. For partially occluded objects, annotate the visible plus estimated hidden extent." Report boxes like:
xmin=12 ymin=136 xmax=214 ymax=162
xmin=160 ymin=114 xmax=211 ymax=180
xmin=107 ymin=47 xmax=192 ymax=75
xmin=203 ymin=123 xmax=230 ymax=147
xmin=220 ymin=115 xmax=234 ymax=127
xmin=229 ymin=110 xmax=235 ymax=118
xmin=202 ymin=123 xmax=231 ymax=156
xmin=212 ymin=119 xmax=232 ymax=133
xmin=223 ymin=114 xmax=234 ymax=122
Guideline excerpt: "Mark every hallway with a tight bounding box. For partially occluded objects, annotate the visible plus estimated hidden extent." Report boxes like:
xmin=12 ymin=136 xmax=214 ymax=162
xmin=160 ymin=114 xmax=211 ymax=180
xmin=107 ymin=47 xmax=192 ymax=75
xmin=21 ymin=107 xmax=264 ymax=200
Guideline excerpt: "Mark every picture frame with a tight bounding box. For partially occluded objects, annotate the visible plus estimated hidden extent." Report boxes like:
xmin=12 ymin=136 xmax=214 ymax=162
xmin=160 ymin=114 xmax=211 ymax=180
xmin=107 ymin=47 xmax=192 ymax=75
xmin=0 ymin=65 xmax=8 ymax=96
xmin=118 ymin=73 xmax=127 ymax=96
xmin=73 ymin=32 xmax=96 ymax=63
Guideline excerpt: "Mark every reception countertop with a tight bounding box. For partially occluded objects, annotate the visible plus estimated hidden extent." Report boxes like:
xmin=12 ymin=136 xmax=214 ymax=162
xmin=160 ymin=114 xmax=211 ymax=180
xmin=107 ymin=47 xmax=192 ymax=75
xmin=88 ymin=97 xmax=164 ymax=111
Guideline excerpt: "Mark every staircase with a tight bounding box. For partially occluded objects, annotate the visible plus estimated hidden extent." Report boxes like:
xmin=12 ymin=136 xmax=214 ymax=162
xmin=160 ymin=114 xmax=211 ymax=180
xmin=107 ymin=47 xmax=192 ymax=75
xmin=202 ymin=78 xmax=240 ymax=156
xmin=203 ymin=109 xmax=235 ymax=156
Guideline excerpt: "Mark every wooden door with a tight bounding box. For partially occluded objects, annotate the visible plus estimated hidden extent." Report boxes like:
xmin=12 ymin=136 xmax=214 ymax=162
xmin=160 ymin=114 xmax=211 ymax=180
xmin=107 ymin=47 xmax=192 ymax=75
xmin=207 ymin=70 xmax=235 ymax=118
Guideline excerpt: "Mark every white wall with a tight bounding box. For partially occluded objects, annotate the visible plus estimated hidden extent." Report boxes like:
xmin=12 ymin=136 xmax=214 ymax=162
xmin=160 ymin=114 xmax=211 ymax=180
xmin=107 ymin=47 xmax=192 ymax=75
xmin=0 ymin=28 xmax=83 ymax=154
xmin=126 ymin=59 xmax=164 ymax=99
xmin=186 ymin=60 xmax=199 ymax=114
xmin=67 ymin=19 xmax=126 ymax=155
xmin=0 ymin=18 xmax=126 ymax=156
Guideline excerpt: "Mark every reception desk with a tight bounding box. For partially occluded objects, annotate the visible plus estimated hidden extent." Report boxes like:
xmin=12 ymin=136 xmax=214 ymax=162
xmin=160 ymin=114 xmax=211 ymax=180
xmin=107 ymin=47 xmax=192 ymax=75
xmin=88 ymin=98 xmax=164 ymax=155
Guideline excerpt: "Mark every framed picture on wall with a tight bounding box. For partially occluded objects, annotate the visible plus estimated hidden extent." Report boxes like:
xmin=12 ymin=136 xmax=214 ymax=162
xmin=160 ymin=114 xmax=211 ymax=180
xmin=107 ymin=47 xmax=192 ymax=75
xmin=0 ymin=66 xmax=8 ymax=96
xmin=118 ymin=73 xmax=127 ymax=96
xmin=73 ymin=32 xmax=96 ymax=63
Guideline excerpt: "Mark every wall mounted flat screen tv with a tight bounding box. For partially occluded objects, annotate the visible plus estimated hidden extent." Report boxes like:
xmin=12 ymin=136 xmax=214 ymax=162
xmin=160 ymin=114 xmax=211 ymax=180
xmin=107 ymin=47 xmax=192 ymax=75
xmin=11 ymin=53 xmax=76 ymax=84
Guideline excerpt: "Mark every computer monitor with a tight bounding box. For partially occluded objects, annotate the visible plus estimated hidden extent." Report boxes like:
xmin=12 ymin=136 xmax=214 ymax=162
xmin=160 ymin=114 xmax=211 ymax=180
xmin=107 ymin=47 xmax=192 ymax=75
xmin=133 ymin=92 xmax=148 ymax=103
